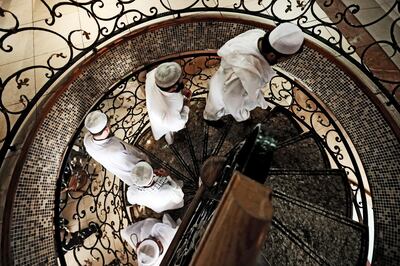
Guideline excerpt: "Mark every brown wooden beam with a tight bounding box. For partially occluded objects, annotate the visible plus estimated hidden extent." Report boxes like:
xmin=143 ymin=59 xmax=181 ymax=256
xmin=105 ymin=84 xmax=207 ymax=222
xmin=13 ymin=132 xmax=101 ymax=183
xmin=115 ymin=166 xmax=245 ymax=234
xmin=190 ymin=171 xmax=273 ymax=266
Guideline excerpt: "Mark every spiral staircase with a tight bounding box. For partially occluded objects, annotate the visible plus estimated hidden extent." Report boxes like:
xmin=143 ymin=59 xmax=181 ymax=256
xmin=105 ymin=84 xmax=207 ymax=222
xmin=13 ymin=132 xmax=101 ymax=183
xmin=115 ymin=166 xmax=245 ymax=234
xmin=145 ymin=98 xmax=368 ymax=266
xmin=50 ymin=55 xmax=369 ymax=265
xmin=1 ymin=1 xmax=399 ymax=265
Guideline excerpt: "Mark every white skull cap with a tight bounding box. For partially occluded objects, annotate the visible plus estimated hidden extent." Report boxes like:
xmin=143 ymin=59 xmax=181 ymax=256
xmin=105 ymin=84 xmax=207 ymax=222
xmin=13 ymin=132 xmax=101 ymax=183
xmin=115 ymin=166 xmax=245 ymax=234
xmin=137 ymin=239 xmax=160 ymax=265
xmin=269 ymin=23 xmax=304 ymax=55
xmin=132 ymin=161 xmax=154 ymax=187
xmin=84 ymin=111 xmax=108 ymax=134
xmin=155 ymin=62 xmax=182 ymax=89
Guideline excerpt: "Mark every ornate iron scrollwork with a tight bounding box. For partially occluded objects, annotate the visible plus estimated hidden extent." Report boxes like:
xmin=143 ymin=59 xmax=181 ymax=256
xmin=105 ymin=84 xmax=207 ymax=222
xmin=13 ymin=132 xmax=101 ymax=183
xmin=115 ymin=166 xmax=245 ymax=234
xmin=0 ymin=0 xmax=399 ymax=172
xmin=54 ymin=54 xmax=369 ymax=264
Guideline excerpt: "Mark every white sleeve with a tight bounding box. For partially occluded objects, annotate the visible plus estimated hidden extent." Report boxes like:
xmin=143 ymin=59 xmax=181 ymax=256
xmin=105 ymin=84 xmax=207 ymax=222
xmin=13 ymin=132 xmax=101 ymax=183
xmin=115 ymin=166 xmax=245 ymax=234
xmin=161 ymin=105 xmax=190 ymax=132
xmin=232 ymin=66 xmax=264 ymax=102
xmin=129 ymin=144 xmax=150 ymax=162
xmin=127 ymin=187 xmax=138 ymax=205
xmin=162 ymin=213 xmax=178 ymax=228
xmin=180 ymin=105 xmax=190 ymax=121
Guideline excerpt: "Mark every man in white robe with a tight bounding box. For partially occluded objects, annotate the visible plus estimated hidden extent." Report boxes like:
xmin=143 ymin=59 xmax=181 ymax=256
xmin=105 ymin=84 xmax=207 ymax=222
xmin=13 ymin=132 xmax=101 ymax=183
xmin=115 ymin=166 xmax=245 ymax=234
xmin=83 ymin=110 xmax=150 ymax=186
xmin=204 ymin=23 xmax=304 ymax=122
xmin=145 ymin=62 xmax=192 ymax=145
xmin=127 ymin=161 xmax=184 ymax=213
xmin=121 ymin=214 xmax=178 ymax=266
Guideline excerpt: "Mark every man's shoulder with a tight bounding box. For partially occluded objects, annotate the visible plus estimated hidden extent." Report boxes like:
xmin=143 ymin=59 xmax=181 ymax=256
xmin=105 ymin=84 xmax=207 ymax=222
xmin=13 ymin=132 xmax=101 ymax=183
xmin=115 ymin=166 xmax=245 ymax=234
xmin=127 ymin=186 xmax=144 ymax=199
xmin=145 ymin=69 xmax=156 ymax=88
xmin=83 ymin=132 xmax=93 ymax=145
xmin=127 ymin=185 xmax=139 ymax=193
xmin=245 ymin=28 xmax=266 ymax=34
xmin=219 ymin=29 xmax=264 ymax=55
xmin=235 ymin=29 xmax=265 ymax=39
xmin=128 ymin=185 xmax=157 ymax=199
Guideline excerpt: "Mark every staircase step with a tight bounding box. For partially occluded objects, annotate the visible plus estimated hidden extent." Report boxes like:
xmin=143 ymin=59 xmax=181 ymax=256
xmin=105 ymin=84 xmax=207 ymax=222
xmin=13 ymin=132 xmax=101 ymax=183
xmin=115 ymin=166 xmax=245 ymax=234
xmin=210 ymin=107 xmax=301 ymax=157
xmin=258 ymin=108 xmax=301 ymax=143
xmin=136 ymin=128 xmax=194 ymax=184
xmin=266 ymin=169 xmax=352 ymax=217
xmin=271 ymin=135 xmax=329 ymax=170
xmin=260 ymin=220 xmax=327 ymax=266
xmin=276 ymin=131 xmax=313 ymax=148
xmin=272 ymin=191 xmax=368 ymax=266
xmin=184 ymin=99 xmax=210 ymax=167
xmin=211 ymin=108 xmax=273 ymax=157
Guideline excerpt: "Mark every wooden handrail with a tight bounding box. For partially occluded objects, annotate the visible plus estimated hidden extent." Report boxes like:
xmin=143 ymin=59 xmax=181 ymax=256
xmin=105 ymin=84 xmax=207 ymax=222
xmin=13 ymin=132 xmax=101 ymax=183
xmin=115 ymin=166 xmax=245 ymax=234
xmin=190 ymin=171 xmax=273 ymax=266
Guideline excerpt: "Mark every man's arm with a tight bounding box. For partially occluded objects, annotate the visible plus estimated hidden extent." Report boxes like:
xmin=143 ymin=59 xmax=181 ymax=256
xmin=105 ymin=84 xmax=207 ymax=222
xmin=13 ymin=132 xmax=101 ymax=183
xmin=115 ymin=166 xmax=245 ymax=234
xmin=232 ymin=65 xmax=266 ymax=103
xmin=160 ymin=105 xmax=190 ymax=133
xmin=180 ymin=105 xmax=190 ymax=120
xmin=181 ymin=88 xmax=192 ymax=120
xmin=119 ymin=139 xmax=150 ymax=162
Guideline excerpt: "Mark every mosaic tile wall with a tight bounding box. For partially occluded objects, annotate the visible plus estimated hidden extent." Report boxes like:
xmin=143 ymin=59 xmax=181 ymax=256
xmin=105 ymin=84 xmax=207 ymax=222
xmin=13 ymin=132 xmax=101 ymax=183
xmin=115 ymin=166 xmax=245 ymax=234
xmin=6 ymin=18 xmax=399 ymax=265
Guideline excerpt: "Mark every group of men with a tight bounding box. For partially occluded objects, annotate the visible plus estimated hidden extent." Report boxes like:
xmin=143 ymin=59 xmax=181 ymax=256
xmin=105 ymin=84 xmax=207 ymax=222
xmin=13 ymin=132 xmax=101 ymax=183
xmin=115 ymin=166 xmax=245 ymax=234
xmin=84 ymin=111 xmax=183 ymax=265
xmin=82 ymin=23 xmax=304 ymax=265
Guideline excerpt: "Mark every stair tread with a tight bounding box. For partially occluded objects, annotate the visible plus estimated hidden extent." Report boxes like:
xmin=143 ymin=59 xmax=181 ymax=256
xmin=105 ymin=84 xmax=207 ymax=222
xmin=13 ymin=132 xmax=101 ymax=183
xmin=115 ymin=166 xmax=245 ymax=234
xmin=136 ymin=129 xmax=190 ymax=176
xmin=185 ymin=99 xmax=213 ymax=165
xmin=213 ymin=108 xmax=273 ymax=157
xmin=258 ymin=110 xmax=301 ymax=143
xmin=272 ymin=136 xmax=328 ymax=170
xmin=262 ymin=223 xmax=323 ymax=266
xmin=265 ymin=169 xmax=352 ymax=217
xmin=272 ymin=191 xmax=367 ymax=266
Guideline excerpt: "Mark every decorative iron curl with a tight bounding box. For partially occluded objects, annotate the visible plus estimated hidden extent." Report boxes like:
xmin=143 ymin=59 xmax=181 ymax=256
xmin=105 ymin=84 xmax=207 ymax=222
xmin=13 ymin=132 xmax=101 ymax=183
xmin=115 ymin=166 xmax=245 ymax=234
xmin=1 ymin=0 xmax=399 ymax=174
xmin=343 ymin=3 xmax=398 ymax=28
xmin=55 ymin=54 xmax=371 ymax=265
xmin=275 ymin=70 xmax=368 ymax=223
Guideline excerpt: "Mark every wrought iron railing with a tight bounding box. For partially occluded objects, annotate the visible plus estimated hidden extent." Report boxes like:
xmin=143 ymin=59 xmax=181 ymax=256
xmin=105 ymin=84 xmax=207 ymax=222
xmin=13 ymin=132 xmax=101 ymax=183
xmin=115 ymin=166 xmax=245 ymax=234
xmin=54 ymin=53 xmax=370 ymax=265
xmin=0 ymin=0 xmax=399 ymax=174
xmin=54 ymin=54 xmax=219 ymax=265
xmin=164 ymin=120 xmax=368 ymax=265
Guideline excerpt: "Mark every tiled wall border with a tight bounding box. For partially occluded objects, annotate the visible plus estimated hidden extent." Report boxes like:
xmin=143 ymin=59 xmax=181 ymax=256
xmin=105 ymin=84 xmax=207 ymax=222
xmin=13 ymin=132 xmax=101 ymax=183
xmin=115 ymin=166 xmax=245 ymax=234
xmin=1 ymin=15 xmax=399 ymax=265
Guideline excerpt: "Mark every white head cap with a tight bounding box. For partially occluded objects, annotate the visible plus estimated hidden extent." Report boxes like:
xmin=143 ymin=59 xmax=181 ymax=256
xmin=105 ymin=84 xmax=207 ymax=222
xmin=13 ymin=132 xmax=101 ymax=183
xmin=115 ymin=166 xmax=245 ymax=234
xmin=84 ymin=111 xmax=108 ymax=134
xmin=269 ymin=23 xmax=304 ymax=55
xmin=132 ymin=161 xmax=154 ymax=187
xmin=155 ymin=62 xmax=182 ymax=89
xmin=137 ymin=239 xmax=160 ymax=265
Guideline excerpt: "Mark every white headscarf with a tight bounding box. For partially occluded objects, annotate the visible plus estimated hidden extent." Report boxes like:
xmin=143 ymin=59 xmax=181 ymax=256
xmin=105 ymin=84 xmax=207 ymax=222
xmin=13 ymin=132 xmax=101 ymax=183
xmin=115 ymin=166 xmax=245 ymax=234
xmin=132 ymin=161 xmax=154 ymax=187
xmin=84 ymin=111 xmax=108 ymax=134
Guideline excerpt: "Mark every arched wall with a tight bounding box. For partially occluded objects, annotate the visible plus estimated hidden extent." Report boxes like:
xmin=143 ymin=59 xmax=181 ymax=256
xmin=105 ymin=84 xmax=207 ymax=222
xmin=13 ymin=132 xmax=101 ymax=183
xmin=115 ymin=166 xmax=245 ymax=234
xmin=1 ymin=16 xmax=399 ymax=265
